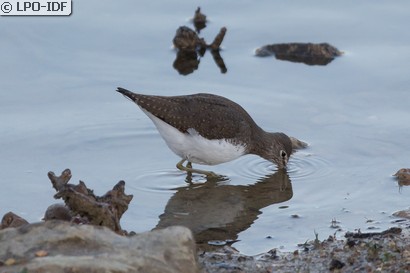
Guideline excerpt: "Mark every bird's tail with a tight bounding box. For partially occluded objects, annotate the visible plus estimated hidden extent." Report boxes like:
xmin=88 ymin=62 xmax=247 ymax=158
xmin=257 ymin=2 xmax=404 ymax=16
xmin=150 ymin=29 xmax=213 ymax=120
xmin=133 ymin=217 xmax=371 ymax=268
xmin=116 ymin=87 xmax=139 ymax=102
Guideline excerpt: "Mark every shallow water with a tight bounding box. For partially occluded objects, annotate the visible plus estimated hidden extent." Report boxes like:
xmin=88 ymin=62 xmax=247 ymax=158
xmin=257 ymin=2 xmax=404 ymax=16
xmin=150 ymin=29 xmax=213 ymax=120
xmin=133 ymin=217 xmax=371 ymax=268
xmin=1 ymin=1 xmax=410 ymax=255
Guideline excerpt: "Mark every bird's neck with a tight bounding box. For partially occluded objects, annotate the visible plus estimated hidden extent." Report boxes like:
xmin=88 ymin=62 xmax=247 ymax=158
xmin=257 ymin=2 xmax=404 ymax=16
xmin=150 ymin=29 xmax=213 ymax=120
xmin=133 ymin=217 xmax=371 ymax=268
xmin=249 ymin=129 xmax=291 ymax=160
xmin=248 ymin=128 xmax=273 ymax=158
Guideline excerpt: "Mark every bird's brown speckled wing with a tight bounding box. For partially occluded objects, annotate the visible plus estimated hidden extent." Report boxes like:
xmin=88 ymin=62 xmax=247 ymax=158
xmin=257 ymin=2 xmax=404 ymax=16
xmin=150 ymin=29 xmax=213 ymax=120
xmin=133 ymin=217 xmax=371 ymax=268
xmin=117 ymin=88 xmax=258 ymax=142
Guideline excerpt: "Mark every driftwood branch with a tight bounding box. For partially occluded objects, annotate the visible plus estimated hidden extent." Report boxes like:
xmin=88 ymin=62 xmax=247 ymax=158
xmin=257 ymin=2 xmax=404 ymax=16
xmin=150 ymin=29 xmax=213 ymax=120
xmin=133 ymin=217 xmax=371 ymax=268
xmin=209 ymin=27 xmax=227 ymax=50
xmin=48 ymin=169 xmax=133 ymax=234
xmin=173 ymin=26 xmax=227 ymax=52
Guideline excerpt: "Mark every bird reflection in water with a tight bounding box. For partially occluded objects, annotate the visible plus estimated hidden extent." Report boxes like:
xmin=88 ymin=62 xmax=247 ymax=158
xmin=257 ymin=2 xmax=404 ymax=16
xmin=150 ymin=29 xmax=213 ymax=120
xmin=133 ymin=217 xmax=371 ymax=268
xmin=155 ymin=170 xmax=292 ymax=251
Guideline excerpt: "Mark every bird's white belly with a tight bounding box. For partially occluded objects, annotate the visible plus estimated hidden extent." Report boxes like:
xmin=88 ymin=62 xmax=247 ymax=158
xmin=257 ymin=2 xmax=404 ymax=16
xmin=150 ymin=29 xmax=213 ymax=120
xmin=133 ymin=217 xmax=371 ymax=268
xmin=142 ymin=109 xmax=246 ymax=165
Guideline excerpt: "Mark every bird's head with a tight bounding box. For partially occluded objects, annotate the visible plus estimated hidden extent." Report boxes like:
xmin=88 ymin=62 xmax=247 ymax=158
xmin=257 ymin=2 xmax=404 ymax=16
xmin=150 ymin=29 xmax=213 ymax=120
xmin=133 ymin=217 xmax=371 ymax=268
xmin=266 ymin=133 xmax=293 ymax=170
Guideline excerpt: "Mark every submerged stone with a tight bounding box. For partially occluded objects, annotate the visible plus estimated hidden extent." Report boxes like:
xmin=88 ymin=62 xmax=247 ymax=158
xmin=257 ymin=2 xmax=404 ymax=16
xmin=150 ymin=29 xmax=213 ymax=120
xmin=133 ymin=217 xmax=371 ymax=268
xmin=255 ymin=43 xmax=342 ymax=65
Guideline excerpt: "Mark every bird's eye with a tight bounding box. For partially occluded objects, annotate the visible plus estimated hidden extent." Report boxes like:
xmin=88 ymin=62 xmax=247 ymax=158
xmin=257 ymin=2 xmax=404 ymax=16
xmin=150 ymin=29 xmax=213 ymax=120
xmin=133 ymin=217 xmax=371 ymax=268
xmin=280 ymin=150 xmax=287 ymax=158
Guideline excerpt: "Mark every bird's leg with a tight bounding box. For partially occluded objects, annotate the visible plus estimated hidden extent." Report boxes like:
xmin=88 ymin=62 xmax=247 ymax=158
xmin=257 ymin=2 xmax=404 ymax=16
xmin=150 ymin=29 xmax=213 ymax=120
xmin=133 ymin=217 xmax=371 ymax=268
xmin=176 ymin=158 xmax=187 ymax=170
xmin=176 ymin=159 xmax=219 ymax=178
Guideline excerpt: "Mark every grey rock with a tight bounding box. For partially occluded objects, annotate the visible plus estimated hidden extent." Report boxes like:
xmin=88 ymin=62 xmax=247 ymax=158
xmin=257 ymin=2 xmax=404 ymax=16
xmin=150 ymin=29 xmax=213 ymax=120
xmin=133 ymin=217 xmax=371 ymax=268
xmin=43 ymin=203 xmax=72 ymax=221
xmin=0 ymin=220 xmax=198 ymax=273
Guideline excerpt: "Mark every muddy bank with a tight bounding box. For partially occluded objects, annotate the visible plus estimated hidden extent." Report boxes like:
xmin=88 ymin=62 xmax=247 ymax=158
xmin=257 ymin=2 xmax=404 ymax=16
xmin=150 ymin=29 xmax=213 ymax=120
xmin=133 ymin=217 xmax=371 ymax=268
xmin=198 ymin=227 xmax=410 ymax=273
xmin=2 ymin=220 xmax=408 ymax=273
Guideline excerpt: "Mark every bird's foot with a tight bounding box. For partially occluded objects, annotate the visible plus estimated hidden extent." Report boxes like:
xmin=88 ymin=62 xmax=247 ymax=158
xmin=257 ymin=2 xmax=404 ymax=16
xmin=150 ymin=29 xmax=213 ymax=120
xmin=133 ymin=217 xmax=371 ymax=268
xmin=176 ymin=159 xmax=219 ymax=178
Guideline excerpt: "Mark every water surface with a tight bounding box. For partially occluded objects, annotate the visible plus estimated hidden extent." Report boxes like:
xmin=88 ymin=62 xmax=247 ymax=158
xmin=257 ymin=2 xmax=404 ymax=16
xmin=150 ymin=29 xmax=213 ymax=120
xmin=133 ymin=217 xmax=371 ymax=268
xmin=1 ymin=1 xmax=409 ymax=255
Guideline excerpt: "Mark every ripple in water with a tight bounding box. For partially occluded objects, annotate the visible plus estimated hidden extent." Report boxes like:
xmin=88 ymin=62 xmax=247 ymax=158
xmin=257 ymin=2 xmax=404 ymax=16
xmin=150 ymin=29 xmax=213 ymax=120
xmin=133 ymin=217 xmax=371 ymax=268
xmin=232 ymin=152 xmax=332 ymax=181
xmin=129 ymin=167 xmax=220 ymax=194
xmin=232 ymin=156 xmax=273 ymax=180
xmin=287 ymin=152 xmax=333 ymax=181
xmin=129 ymin=169 xmax=188 ymax=193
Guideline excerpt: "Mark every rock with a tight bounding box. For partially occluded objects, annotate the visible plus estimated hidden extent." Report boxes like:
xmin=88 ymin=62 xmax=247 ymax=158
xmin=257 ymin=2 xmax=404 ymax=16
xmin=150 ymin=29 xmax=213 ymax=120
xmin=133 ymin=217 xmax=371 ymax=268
xmin=255 ymin=43 xmax=342 ymax=65
xmin=393 ymin=168 xmax=410 ymax=186
xmin=329 ymin=258 xmax=345 ymax=270
xmin=393 ymin=209 xmax=410 ymax=219
xmin=0 ymin=212 xmax=29 ymax=229
xmin=43 ymin=203 xmax=72 ymax=221
xmin=0 ymin=221 xmax=198 ymax=273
